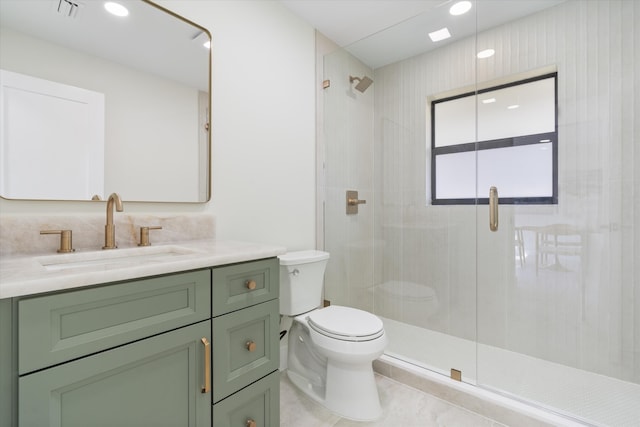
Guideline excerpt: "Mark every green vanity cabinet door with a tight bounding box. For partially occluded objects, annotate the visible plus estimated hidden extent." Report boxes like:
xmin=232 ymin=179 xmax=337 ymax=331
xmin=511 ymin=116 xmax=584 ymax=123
xmin=18 ymin=269 xmax=210 ymax=374
xmin=213 ymin=371 xmax=279 ymax=427
xmin=212 ymin=258 xmax=279 ymax=316
xmin=212 ymin=299 xmax=279 ymax=403
xmin=0 ymin=299 xmax=16 ymax=427
xmin=19 ymin=320 xmax=212 ymax=427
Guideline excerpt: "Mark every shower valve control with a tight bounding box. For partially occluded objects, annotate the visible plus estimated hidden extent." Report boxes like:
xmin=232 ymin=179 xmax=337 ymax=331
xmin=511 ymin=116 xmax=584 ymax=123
xmin=346 ymin=190 xmax=367 ymax=214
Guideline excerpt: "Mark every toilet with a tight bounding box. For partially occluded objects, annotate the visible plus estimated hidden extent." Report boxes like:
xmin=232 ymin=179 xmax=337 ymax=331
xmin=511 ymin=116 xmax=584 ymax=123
xmin=279 ymin=250 xmax=388 ymax=421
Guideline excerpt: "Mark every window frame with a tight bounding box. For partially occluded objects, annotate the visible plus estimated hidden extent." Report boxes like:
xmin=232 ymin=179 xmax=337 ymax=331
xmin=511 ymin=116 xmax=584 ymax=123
xmin=430 ymin=72 xmax=558 ymax=206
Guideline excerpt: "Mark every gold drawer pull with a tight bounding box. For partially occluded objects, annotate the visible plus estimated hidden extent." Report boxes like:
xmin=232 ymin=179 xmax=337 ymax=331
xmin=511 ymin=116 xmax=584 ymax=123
xmin=245 ymin=280 xmax=257 ymax=290
xmin=246 ymin=419 xmax=257 ymax=427
xmin=246 ymin=341 xmax=257 ymax=352
xmin=201 ymin=337 xmax=210 ymax=393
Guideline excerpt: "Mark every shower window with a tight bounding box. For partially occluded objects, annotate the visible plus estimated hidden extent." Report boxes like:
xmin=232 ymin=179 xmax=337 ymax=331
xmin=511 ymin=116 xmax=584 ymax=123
xmin=431 ymin=73 xmax=558 ymax=205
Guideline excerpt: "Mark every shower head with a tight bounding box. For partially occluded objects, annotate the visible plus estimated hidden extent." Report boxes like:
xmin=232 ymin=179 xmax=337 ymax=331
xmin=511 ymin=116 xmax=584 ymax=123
xmin=349 ymin=75 xmax=373 ymax=93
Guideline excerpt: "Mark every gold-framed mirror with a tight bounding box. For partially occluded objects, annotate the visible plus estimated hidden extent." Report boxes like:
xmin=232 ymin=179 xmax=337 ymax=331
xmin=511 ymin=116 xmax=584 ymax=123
xmin=0 ymin=0 xmax=211 ymax=202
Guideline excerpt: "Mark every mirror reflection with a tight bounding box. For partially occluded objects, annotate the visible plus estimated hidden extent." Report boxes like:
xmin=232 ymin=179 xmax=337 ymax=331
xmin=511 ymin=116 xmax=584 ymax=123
xmin=0 ymin=0 xmax=211 ymax=202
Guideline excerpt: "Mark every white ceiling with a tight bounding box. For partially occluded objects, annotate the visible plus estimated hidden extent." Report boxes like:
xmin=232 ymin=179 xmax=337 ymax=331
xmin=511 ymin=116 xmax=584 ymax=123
xmin=0 ymin=0 xmax=209 ymax=90
xmin=279 ymin=0 xmax=565 ymax=69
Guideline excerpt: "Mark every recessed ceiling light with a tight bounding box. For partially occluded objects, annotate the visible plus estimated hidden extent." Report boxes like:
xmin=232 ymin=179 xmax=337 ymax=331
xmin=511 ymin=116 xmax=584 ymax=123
xmin=429 ymin=28 xmax=451 ymax=42
xmin=507 ymin=104 xmax=519 ymax=109
xmin=540 ymin=139 xmax=551 ymax=143
xmin=477 ymin=49 xmax=495 ymax=59
xmin=482 ymin=98 xmax=496 ymax=104
xmin=104 ymin=2 xmax=129 ymax=17
xmin=450 ymin=1 xmax=472 ymax=16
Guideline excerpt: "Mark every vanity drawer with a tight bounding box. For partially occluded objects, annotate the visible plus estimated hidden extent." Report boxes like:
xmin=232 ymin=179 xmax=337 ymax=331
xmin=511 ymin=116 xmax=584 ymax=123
xmin=18 ymin=269 xmax=211 ymax=375
xmin=212 ymin=299 xmax=279 ymax=403
xmin=212 ymin=258 xmax=279 ymax=316
xmin=213 ymin=371 xmax=280 ymax=427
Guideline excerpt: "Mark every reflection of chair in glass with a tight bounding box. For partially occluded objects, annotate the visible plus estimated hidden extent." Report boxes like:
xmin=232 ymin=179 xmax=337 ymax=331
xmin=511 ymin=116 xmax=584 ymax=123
xmin=535 ymin=224 xmax=583 ymax=274
xmin=515 ymin=227 xmax=525 ymax=267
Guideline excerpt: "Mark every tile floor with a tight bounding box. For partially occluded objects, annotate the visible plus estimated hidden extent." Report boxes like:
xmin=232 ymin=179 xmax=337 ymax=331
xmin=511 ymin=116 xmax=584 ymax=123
xmin=279 ymin=371 xmax=508 ymax=427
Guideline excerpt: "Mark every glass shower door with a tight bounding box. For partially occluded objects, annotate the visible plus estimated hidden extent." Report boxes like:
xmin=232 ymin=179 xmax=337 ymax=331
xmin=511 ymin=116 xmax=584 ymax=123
xmin=320 ymin=10 xmax=481 ymax=383
xmin=320 ymin=46 xmax=379 ymax=322
xmin=475 ymin=1 xmax=640 ymax=425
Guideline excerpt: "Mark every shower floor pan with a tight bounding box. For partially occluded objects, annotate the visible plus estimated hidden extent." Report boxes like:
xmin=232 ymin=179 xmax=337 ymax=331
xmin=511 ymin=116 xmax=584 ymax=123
xmin=380 ymin=317 xmax=639 ymax=427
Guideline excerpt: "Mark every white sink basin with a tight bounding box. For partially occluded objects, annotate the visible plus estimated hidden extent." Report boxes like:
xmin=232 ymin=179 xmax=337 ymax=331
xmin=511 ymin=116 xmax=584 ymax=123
xmin=37 ymin=245 xmax=200 ymax=271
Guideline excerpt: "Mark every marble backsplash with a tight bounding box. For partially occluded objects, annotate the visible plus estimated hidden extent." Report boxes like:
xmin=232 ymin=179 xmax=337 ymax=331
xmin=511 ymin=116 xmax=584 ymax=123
xmin=0 ymin=213 xmax=215 ymax=256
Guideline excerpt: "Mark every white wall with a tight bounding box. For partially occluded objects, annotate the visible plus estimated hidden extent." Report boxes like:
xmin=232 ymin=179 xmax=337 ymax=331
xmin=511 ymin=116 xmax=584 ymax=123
xmin=0 ymin=0 xmax=317 ymax=251
xmin=0 ymin=27 xmax=200 ymax=202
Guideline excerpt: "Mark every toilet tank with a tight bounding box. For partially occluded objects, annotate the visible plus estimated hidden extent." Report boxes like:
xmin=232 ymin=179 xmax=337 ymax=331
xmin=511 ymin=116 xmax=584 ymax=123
xmin=278 ymin=250 xmax=330 ymax=316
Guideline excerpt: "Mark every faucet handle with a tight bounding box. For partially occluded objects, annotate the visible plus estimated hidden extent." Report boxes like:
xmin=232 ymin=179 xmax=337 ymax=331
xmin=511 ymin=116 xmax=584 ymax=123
xmin=138 ymin=226 xmax=162 ymax=247
xmin=40 ymin=230 xmax=75 ymax=253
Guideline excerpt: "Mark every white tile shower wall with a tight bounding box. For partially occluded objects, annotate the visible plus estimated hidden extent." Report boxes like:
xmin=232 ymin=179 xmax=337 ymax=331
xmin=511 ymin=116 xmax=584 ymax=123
xmin=372 ymin=0 xmax=638 ymax=384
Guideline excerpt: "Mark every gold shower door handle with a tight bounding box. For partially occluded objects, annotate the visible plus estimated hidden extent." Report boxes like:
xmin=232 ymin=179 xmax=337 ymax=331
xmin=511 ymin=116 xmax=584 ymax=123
xmin=489 ymin=186 xmax=499 ymax=232
xmin=201 ymin=337 xmax=210 ymax=393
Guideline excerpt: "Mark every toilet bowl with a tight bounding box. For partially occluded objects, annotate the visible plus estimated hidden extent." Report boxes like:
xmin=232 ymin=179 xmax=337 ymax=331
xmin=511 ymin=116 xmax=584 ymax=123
xmin=279 ymin=251 xmax=388 ymax=421
xmin=287 ymin=306 xmax=388 ymax=421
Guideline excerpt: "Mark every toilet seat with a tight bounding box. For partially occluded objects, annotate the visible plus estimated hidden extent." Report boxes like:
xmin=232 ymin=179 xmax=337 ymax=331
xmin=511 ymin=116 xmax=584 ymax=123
xmin=307 ymin=306 xmax=384 ymax=342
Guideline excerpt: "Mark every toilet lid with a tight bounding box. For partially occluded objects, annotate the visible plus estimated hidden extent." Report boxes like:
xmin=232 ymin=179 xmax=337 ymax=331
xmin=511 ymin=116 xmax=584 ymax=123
xmin=307 ymin=306 xmax=384 ymax=341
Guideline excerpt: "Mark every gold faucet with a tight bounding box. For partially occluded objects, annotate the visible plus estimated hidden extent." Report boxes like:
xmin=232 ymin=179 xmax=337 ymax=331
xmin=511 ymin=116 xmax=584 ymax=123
xmin=103 ymin=192 xmax=124 ymax=249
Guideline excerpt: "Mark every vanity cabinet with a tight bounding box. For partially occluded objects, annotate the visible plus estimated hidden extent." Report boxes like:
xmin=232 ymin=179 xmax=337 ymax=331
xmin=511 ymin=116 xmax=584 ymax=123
xmin=15 ymin=270 xmax=212 ymax=427
xmin=211 ymin=259 xmax=280 ymax=426
xmin=0 ymin=256 xmax=280 ymax=427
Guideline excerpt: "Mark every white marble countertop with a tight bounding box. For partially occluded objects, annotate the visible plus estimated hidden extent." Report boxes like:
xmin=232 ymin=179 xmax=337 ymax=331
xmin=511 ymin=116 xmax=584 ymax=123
xmin=0 ymin=240 xmax=286 ymax=299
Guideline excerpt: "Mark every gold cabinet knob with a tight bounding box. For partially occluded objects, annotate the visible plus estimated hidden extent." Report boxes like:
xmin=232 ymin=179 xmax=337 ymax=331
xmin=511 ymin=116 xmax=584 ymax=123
xmin=246 ymin=420 xmax=257 ymax=427
xmin=245 ymin=279 xmax=257 ymax=290
xmin=246 ymin=341 xmax=257 ymax=352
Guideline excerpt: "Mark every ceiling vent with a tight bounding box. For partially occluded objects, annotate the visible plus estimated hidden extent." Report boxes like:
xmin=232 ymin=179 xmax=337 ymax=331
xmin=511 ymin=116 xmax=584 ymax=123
xmin=56 ymin=0 xmax=82 ymax=18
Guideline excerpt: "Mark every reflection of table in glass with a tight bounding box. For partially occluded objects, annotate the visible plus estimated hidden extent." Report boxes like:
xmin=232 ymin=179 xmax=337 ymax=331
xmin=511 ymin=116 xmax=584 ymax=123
xmin=518 ymin=223 xmax=588 ymax=319
xmin=533 ymin=224 xmax=584 ymax=275
xmin=515 ymin=224 xmax=585 ymax=274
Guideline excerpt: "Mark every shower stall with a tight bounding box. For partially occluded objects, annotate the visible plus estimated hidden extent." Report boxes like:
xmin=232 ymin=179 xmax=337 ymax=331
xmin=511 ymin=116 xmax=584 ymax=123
xmin=319 ymin=1 xmax=639 ymax=425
